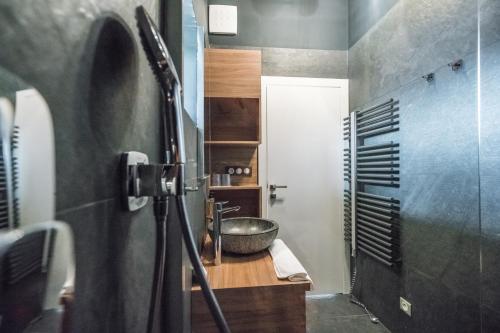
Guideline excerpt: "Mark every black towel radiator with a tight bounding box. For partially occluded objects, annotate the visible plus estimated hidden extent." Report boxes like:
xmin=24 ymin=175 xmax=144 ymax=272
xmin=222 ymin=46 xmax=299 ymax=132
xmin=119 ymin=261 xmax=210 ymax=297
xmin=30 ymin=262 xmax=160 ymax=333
xmin=343 ymin=98 xmax=401 ymax=267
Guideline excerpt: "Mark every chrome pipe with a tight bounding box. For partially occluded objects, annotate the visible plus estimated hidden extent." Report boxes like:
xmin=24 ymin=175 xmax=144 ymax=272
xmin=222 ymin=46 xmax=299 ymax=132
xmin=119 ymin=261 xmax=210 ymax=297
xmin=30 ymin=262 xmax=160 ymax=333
xmin=350 ymin=111 xmax=357 ymax=257
xmin=357 ymin=224 xmax=392 ymax=241
xmin=357 ymin=106 xmax=399 ymax=123
xmin=357 ymin=98 xmax=395 ymax=116
xmin=357 ymin=110 xmax=399 ymax=127
xmin=357 ymin=142 xmax=399 ymax=151
xmin=357 ymin=119 xmax=400 ymax=133
xmin=357 ymin=125 xmax=398 ymax=138
xmin=357 ymin=191 xmax=399 ymax=202
xmin=358 ymin=247 xmax=393 ymax=267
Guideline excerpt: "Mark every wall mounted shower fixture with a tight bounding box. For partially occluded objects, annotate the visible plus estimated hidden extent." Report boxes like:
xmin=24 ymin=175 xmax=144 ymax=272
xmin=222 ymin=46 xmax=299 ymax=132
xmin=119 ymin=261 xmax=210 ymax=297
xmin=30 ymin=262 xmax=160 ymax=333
xmin=121 ymin=151 xmax=178 ymax=202
xmin=133 ymin=6 xmax=229 ymax=333
xmin=121 ymin=151 xmax=149 ymax=211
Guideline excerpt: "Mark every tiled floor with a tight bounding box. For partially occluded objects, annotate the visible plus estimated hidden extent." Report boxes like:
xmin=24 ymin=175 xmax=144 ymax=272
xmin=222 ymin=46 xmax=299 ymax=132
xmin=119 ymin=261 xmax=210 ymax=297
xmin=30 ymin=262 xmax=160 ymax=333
xmin=307 ymin=294 xmax=391 ymax=333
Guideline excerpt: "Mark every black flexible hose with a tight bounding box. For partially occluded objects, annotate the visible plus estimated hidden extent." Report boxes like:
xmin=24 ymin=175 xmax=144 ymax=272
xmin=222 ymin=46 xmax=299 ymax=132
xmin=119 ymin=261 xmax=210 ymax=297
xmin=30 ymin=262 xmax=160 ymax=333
xmin=349 ymin=255 xmax=379 ymax=323
xmin=176 ymin=195 xmax=230 ymax=333
xmin=147 ymin=197 xmax=169 ymax=333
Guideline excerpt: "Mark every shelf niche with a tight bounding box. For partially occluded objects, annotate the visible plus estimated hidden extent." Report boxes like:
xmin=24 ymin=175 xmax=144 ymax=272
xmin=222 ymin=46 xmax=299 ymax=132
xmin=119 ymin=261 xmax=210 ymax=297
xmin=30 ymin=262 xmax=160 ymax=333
xmin=204 ymin=97 xmax=260 ymax=142
xmin=205 ymin=145 xmax=258 ymax=186
xmin=209 ymin=187 xmax=261 ymax=218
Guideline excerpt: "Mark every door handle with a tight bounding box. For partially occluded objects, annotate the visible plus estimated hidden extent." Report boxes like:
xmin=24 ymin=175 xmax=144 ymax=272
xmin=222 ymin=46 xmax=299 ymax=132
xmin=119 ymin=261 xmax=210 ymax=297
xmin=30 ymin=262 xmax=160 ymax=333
xmin=269 ymin=184 xmax=287 ymax=191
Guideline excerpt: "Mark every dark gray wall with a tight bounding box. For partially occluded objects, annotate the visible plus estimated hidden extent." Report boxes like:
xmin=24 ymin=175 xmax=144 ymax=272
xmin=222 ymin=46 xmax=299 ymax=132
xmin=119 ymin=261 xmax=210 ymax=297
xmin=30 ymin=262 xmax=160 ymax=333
xmin=348 ymin=0 xmax=398 ymax=47
xmin=212 ymin=44 xmax=348 ymax=79
xmin=0 ymin=0 xmax=203 ymax=332
xmin=207 ymin=0 xmax=348 ymax=50
xmin=347 ymin=0 xmax=499 ymax=332
xmin=207 ymin=0 xmax=349 ymax=79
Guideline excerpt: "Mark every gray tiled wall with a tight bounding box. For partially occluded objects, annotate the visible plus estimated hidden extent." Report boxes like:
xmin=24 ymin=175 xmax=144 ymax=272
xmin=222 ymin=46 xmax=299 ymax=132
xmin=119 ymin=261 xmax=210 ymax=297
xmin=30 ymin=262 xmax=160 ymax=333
xmin=352 ymin=54 xmax=481 ymax=332
xmin=211 ymin=44 xmax=348 ymax=79
xmin=349 ymin=0 xmax=478 ymax=110
xmin=0 ymin=1 xmax=202 ymax=332
xmin=347 ymin=0 xmax=497 ymax=332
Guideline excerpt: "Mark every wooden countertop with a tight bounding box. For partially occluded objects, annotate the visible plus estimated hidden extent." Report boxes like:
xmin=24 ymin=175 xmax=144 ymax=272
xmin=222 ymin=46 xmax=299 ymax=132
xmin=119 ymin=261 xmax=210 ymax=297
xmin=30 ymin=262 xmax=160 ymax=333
xmin=192 ymin=237 xmax=311 ymax=291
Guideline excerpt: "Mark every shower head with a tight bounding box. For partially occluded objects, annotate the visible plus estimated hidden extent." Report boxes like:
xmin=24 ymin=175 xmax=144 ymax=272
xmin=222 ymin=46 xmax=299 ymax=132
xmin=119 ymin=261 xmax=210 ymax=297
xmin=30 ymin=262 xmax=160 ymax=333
xmin=135 ymin=5 xmax=180 ymax=91
xmin=135 ymin=5 xmax=184 ymax=164
xmin=133 ymin=6 xmax=229 ymax=332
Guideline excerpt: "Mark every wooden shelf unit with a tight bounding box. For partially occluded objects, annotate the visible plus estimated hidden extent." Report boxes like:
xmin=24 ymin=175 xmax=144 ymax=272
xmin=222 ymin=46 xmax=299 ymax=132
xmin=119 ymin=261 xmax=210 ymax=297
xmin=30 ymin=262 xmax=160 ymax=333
xmin=204 ymin=97 xmax=260 ymax=143
xmin=192 ymin=237 xmax=311 ymax=332
xmin=204 ymin=141 xmax=259 ymax=146
xmin=204 ymin=48 xmax=262 ymax=218
xmin=209 ymin=185 xmax=261 ymax=191
xmin=204 ymin=49 xmax=261 ymax=98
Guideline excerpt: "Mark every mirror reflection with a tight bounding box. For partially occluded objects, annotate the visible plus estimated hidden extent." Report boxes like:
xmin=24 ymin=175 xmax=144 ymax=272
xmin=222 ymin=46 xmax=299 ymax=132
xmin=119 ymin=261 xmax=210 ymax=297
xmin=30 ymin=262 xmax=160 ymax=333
xmin=0 ymin=68 xmax=75 ymax=333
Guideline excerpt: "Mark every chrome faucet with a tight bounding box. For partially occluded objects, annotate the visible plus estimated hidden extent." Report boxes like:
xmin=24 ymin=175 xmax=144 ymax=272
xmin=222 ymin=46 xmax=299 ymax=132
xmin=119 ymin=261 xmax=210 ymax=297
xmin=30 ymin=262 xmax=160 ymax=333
xmin=213 ymin=202 xmax=240 ymax=265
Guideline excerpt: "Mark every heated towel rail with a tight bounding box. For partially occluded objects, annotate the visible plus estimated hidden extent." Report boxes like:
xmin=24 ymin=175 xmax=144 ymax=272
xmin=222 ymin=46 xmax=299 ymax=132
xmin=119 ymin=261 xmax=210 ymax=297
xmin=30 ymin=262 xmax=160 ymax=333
xmin=343 ymin=99 xmax=401 ymax=267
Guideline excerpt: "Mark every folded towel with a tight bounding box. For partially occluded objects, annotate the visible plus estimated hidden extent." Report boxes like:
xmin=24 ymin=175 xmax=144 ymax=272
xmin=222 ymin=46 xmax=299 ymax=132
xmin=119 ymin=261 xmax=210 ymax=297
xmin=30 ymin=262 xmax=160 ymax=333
xmin=268 ymin=239 xmax=313 ymax=284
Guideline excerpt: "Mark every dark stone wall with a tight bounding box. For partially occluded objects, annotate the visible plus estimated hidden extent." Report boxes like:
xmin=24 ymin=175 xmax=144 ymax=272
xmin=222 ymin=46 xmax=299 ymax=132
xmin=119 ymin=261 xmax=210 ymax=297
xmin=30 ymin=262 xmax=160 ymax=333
xmin=349 ymin=0 xmax=500 ymax=332
xmin=207 ymin=0 xmax=349 ymax=79
xmin=207 ymin=0 xmax=348 ymax=51
xmin=0 ymin=0 xmax=203 ymax=332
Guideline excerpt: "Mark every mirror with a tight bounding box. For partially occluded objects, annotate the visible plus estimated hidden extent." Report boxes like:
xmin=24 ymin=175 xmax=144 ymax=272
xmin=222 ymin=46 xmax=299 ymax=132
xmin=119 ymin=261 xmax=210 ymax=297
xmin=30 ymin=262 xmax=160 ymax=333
xmin=0 ymin=67 xmax=75 ymax=333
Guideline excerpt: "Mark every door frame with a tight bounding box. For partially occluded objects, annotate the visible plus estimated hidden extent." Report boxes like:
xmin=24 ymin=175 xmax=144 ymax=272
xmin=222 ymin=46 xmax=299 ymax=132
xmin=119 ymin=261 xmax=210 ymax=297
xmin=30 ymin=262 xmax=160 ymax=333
xmin=259 ymin=76 xmax=350 ymax=293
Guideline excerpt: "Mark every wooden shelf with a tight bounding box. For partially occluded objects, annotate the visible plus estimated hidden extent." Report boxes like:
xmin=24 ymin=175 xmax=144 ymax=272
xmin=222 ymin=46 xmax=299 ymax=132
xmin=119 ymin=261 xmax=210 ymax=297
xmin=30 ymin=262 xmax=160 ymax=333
xmin=209 ymin=185 xmax=261 ymax=191
xmin=205 ymin=140 xmax=259 ymax=147
xmin=204 ymin=49 xmax=262 ymax=218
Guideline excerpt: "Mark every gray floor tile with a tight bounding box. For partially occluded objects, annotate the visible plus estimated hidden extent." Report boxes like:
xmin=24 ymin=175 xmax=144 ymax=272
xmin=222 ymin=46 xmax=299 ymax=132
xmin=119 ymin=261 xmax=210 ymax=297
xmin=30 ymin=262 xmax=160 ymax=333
xmin=307 ymin=294 xmax=390 ymax=333
xmin=308 ymin=316 xmax=390 ymax=333
xmin=307 ymin=294 xmax=367 ymax=318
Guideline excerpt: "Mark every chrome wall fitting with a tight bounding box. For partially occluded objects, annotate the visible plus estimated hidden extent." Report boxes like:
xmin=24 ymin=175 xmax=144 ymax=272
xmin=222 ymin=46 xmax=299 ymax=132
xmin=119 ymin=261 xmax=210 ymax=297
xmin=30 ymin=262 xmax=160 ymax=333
xmin=448 ymin=59 xmax=463 ymax=72
xmin=121 ymin=151 xmax=180 ymax=212
xmin=422 ymin=73 xmax=434 ymax=82
xmin=121 ymin=151 xmax=150 ymax=211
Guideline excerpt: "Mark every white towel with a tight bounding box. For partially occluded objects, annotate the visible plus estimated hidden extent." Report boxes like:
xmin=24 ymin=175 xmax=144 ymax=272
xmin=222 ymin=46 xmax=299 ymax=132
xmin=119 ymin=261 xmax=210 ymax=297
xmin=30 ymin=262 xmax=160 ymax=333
xmin=268 ymin=239 xmax=313 ymax=283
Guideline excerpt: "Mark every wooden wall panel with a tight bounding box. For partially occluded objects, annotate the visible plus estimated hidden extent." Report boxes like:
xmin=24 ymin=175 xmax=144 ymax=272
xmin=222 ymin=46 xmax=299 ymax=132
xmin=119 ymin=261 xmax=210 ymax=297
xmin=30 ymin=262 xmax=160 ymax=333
xmin=192 ymin=285 xmax=307 ymax=333
xmin=210 ymin=188 xmax=261 ymax=218
xmin=204 ymin=97 xmax=260 ymax=142
xmin=205 ymin=49 xmax=262 ymax=98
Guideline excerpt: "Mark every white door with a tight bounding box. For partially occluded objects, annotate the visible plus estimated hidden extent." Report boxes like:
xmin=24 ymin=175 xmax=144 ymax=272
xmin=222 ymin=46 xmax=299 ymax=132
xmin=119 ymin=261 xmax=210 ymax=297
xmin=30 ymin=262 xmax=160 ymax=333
xmin=260 ymin=77 xmax=349 ymax=294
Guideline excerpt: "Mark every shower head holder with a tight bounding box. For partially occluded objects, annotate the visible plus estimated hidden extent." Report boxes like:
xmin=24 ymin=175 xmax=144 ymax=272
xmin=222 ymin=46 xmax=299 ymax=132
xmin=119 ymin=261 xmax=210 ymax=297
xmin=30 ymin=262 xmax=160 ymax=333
xmin=121 ymin=151 xmax=181 ymax=212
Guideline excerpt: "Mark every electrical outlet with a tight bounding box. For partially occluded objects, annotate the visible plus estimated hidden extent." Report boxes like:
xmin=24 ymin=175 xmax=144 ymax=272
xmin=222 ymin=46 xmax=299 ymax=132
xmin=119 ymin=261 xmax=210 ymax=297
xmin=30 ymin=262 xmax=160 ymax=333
xmin=400 ymin=297 xmax=412 ymax=317
xmin=225 ymin=166 xmax=252 ymax=177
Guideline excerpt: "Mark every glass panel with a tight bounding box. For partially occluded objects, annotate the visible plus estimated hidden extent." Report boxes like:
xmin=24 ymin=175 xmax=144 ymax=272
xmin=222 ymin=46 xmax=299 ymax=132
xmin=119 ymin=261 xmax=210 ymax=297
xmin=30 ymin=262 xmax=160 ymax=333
xmin=479 ymin=0 xmax=500 ymax=330
xmin=183 ymin=0 xmax=206 ymax=183
xmin=348 ymin=0 xmax=481 ymax=331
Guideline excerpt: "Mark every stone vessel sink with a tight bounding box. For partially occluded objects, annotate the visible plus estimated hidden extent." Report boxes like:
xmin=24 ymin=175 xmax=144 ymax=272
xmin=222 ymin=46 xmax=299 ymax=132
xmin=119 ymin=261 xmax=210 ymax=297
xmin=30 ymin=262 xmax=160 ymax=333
xmin=208 ymin=217 xmax=279 ymax=254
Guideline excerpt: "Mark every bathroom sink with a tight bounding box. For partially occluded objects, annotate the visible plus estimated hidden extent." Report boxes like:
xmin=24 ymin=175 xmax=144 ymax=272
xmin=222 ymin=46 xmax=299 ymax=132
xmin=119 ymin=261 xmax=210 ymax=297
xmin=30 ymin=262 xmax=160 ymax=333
xmin=208 ymin=217 xmax=279 ymax=254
